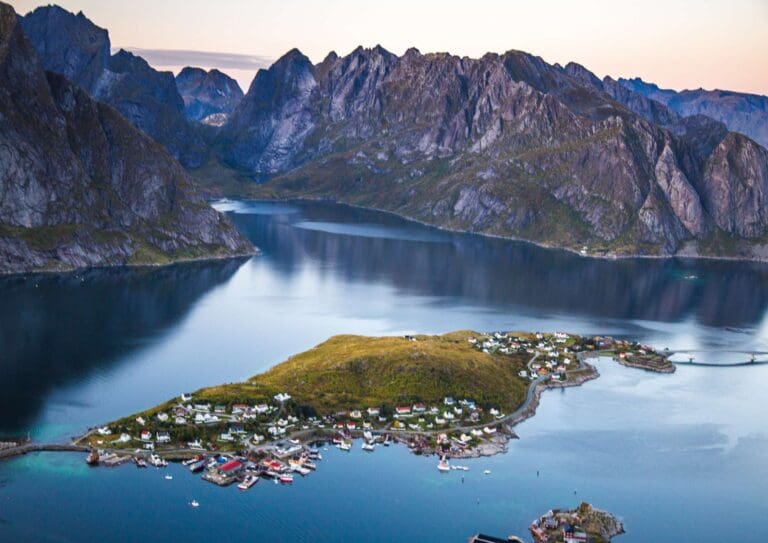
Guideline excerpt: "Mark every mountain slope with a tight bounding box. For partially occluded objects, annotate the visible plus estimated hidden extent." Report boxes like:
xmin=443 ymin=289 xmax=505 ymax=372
xmin=20 ymin=5 xmax=207 ymax=168
xmin=0 ymin=2 xmax=253 ymax=274
xmin=619 ymin=77 xmax=768 ymax=149
xmin=175 ymin=67 xmax=244 ymax=124
xmin=218 ymin=47 xmax=768 ymax=259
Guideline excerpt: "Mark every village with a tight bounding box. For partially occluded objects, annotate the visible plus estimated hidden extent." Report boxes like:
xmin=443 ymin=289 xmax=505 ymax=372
xmin=76 ymin=331 xmax=668 ymax=493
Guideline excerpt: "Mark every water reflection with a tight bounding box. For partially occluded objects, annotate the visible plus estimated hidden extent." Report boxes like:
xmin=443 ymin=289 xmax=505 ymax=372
xmin=230 ymin=201 xmax=768 ymax=330
xmin=0 ymin=259 xmax=246 ymax=433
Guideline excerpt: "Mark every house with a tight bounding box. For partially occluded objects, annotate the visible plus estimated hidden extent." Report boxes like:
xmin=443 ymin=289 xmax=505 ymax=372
xmin=395 ymin=406 xmax=411 ymax=415
xmin=350 ymin=410 xmax=362 ymax=419
xmin=219 ymin=432 xmax=234 ymax=442
xmin=117 ymin=433 xmax=131 ymax=443
xmin=346 ymin=422 xmax=357 ymax=430
xmin=563 ymin=524 xmax=588 ymax=543
xmin=229 ymin=424 xmax=246 ymax=434
xmin=232 ymin=404 xmax=248 ymax=415
xmin=214 ymin=405 xmax=226 ymax=414
xmin=97 ymin=426 xmax=112 ymax=436
xmin=140 ymin=430 xmax=152 ymax=441
xmin=471 ymin=428 xmax=483 ymax=437
xmin=181 ymin=393 xmax=193 ymax=402
xmin=412 ymin=403 xmax=426 ymax=413
xmin=483 ymin=426 xmax=496 ymax=434
xmin=274 ymin=392 xmax=291 ymax=403
xmin=435 ymin=417 xmax=446 ymax=424
xmin=443 ymin=411 xmax=455 ymax=420
xmin=157 ymin=431 xmax=170 ymax=443
xmin=367 ymin=407 xmax=380 ymax=416
xmin=135 ymin=416 xmax=146 ymax=426
xmin=489 ymin=408 xmax=500 ymax=417
xmin=175 ymin=416 xmax=187 ymax=425
xmin=194 ymin=403 xmax=211 ymax=412
xmin=254 ymin=404 xmax=270 ymax=414
xmin=443 ymin=397 xmax=455 ymax=406
xmin=157 ymin=412 xmax=169 ymax=422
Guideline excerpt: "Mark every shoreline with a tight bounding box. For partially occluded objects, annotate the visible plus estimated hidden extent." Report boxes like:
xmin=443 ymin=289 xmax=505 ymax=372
xmin=234 ymin=195 xmax=768 ymax=264
xmin=0 ymin=250 xmax=258 ymax=279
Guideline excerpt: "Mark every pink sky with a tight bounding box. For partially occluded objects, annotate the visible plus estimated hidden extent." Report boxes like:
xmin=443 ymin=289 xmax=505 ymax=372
xmin=10 ymin=0 xmax=768 ymax=95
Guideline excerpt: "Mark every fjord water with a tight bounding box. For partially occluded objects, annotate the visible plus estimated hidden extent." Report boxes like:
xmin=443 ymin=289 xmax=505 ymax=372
xmin=1 ymin=200 xmax=767 ymax=542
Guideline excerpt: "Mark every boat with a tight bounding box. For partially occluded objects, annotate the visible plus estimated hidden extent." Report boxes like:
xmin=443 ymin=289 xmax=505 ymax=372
xmin=279 ymin=474 xmax=294 ymax=484
xmin=85 ymin=449 xmax=99 ymax=466
xmin=135 ymin=457 xmax=148 ymax=468
xmin=303 ymin=461 xmax=317 ymax=470
xmin=190 ymin=500 xmax=200 ymax=508
xmin=336 ymin=441 xmax=351 ymax=451
xmin=382 ymin=436 xmax=391 ymax=446
xmin=238 ymin=474 xmax=258 ymax=490
xmin=291 ymin=465 xmax=311 ymax=476
xmin=483 ymin=469 xmax=491 ymax=475
xmin=149 ymin=454 xmax=167 ymax=467
xmin=437 ymin=456 xmax=450 ymax=472
xmin=182 ymin=454 xmax=204 ymax=466
xmin=164 ymin=475 xmax=173 ymax=480
xmin=189 ymin=459 xmax=207 ymax=473
xmin=362 ymin=442 xmax=375 ymax=452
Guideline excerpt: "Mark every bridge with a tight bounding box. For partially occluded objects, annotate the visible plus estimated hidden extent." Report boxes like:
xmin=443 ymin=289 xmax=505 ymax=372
xmin=664 ymin=349 xmax=768 ymax=367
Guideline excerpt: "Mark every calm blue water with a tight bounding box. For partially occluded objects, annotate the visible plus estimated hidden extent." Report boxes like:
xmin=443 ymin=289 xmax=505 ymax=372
xmin=1 ymin=200 xmax=767 ymax=542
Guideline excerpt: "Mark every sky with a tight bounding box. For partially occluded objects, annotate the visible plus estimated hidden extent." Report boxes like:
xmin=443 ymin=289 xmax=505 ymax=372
xmin=10 ymin=0 xmax=768 ymax=95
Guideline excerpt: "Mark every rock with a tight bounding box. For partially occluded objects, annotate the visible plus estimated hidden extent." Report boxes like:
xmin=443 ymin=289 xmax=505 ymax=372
xmin=175 ymin=67 xmax=244 ymax=122
xmin=0 ymin=2 xmax=253 ymax=274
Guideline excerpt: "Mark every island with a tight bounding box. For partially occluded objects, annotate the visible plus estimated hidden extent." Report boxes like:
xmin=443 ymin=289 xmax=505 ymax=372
xmin=68 ymin=330 xmax=672 ymax=483
xmin=530 ymin=502 xmax=625 ymax=543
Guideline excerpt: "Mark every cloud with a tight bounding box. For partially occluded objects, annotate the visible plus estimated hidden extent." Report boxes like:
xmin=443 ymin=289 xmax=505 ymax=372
xmin=116 ymin=47 xmax=274 ymax=71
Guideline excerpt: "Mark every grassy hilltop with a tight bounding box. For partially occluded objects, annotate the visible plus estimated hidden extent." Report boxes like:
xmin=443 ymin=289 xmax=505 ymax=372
xmin=199 ymin=331 xmax=530 ymax=413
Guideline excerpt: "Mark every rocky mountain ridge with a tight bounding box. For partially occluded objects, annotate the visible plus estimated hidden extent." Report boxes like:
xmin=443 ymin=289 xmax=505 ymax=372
xmin=20 ymin=5 xmax=208 ymax=167
xmin=218 ymin=46 xmax=768 ymax=259
xmin=0 ymin=2 xmax=253 ymax=274
xmin=176 ymin=66 xmax=244 ymax=124
xmin=618 ymin=76 xmax=768 ymax=149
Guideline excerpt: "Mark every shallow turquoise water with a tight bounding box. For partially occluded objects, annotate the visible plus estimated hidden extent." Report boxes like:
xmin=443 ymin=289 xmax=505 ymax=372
xmin=1 ymin=200 xmax=767 ymax=542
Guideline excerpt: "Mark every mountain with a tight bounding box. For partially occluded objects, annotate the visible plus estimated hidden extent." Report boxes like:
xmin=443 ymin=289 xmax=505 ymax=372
xmin=217 ymin=46 xmax=768 ymax=260
xmin=175 ymin=67 xmax=244 ymax=124
xmin=0 ymin=2 xmax=253 ymax=274
xmin=20 ymin=5 xmax=207 ymax=168
xmin=619 ymin=77 xmax=768 ymax=149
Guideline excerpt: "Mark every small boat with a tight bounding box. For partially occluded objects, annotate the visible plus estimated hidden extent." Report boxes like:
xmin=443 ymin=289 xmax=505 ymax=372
xmin=291 ymin=465 xmax=311 ymax=476
xmin=135 ymin=457 xmax=148 ymax=468
xmin=149 ymin=454 xmax=167 ymax=467
xmin=279 ymin=474 xmax=294 ymax=484
xmin=437 ymin=456 xmax=450 ymax=472
xmin=238 ymin=474 xmax=258 ymax=490
xmin=182 ymin=454 xmax=204 ymax=466
xmin=483 ymin=469 xmax=491 ymax=475
xmin=362 ymin=442 xmax=375 ymax=452
xmin=164 ymin=475 xmax=173 ymax=480
xmin=303 ymin=461 xmax=317 ymax=470
xmin=336 ymin=441 xmax=351 ymax=451
xmin=85 ymin=449 xmax=99 ymax=466
xmin=189 ymin=459 xmax=207 ymax=473
xmin=382 ymin=437 xmax=391 ymax=447
xmin=190 ymin=500 xmax=200 ymax=508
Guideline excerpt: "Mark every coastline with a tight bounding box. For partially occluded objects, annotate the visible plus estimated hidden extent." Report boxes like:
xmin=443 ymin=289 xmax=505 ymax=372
xmin=0 ymin=249 xmax=258 ymax=278
xmin=236 ymin=195 xmax=768 ymax=264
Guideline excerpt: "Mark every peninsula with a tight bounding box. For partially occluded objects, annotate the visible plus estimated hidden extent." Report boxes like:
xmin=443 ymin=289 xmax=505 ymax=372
xmin=71 ymin=331 xmax=671 ymax=477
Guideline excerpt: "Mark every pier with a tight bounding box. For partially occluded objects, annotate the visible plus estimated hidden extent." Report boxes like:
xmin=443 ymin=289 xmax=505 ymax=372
xmin=0 ymin=442 xmax=89 ymax=461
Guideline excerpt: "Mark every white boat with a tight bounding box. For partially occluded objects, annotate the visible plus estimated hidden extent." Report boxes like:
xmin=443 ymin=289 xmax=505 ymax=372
xmin=291 ymin=465 xmax=311 ymax=476
xmin=149 ymin=454 xmax=167 ymax=467
xmin=362 ymin=442 xmax=375 ymax=452
xmin=437 ymin=456 xmax=450 ymax=472
xmin=336 ymin=441 xmax=351 ymax=451
xmin=190 ymin=500 xmax=200 ymax=508
xmin=483 ymin=469 xmax=491 ymax=475
xmin=164 ymin=475 xmax=173 ymax=480
xmin=279 ymin=474 xmax=294 ymax=484
xmin=238 ymin=475 xmax=258 ymax=490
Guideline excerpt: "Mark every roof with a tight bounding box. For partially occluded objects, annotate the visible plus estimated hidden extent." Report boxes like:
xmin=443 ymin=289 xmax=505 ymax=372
xmin=220 ymin=460 xmax=243 ymax=472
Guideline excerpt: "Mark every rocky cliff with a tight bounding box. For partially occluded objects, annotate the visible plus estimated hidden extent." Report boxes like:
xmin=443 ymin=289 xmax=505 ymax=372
xmin=176 ymin=67 xmax=244 ymax=124
xmin=0 ymin=2 xmax=253 ymax=274
xmin=620 ymin=77 xmax=768 ymax=150
xmin=20 ymin=5 xmax=208 ymax=168
xmin=219 ymin=46 xmax=768 ymax=259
